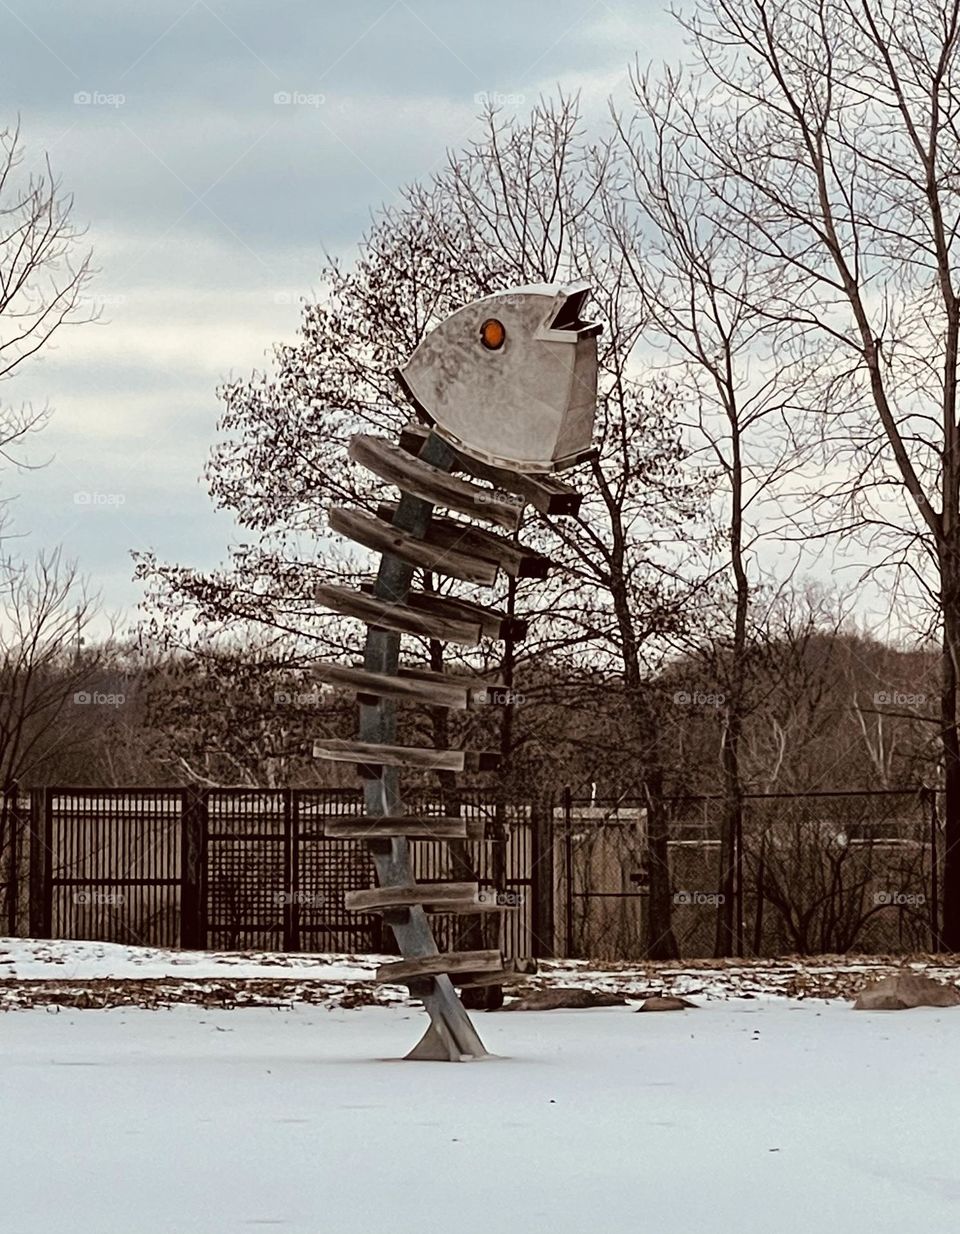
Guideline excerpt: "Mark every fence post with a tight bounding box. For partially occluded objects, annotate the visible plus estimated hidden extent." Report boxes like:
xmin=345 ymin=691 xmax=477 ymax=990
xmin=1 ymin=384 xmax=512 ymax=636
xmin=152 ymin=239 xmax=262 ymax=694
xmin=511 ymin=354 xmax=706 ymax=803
xmin=643 ymin=772 xmax=680 ymax=961
xmin=928 ymin=787 xmax=942 ymax=951
xmin=4 ymin=781 xmax=20 ymax=935
xmin=28 ymin=789 xmax=45 ymax=937
xmin=283 ymin=788 xmax=299 ymax=952
xmin=563 ymin=785 xmax=574 ymax=957
xmin=180 ymin=787 xmax=207 ymax=950
xmin=29 ymin=787 xmax=54 ymax=939
xmin=530 ymin=796 xmax=555 ymax=957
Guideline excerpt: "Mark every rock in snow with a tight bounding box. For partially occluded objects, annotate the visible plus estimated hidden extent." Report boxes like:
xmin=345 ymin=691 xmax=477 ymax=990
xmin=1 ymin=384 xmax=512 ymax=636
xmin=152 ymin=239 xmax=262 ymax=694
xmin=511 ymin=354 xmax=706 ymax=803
xmin=500 ymin=987 xmax=627 ymax=1011
xmin=637 ymin=995 xmax=698 ymax=1012
xmin=853 ymin=972 xmax=960 ymax=1010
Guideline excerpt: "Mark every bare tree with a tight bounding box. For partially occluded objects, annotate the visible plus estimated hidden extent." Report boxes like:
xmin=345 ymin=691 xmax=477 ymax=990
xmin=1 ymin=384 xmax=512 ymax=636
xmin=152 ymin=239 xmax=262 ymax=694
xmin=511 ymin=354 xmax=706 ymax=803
xmin=0 ymin=551 xmax=101 ymax=926
xmin=0 ymin=122 xmax=93 ymax=482
xmin=601 ymin=65 xmax=818 ymax=953
xmin=656 ymin=0 xmax=960 ymax=945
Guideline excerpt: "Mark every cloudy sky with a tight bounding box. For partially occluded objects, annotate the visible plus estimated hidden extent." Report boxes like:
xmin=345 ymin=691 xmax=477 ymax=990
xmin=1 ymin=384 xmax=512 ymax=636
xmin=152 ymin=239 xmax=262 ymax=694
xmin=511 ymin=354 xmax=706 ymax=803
xmin=2 ymin=0 xmax=679 ymax=625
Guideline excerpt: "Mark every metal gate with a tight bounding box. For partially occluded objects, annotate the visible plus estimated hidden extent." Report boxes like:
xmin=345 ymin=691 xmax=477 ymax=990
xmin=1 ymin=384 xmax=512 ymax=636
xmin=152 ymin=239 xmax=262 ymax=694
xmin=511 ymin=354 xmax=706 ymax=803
xmin=38 ymin=787 xmax=184 ymax=948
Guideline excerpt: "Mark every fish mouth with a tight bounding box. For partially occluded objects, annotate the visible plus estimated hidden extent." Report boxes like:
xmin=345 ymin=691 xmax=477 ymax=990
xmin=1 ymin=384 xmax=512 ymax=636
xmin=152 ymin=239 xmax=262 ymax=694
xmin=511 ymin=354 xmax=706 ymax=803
xmin=536 ymin=283 xmax=602 ymax=342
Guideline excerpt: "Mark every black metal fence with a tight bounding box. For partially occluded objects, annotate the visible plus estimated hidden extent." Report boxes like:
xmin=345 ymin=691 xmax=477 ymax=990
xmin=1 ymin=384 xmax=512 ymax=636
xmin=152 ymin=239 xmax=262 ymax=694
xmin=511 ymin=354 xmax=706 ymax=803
xmin=0 ymin=783 xmax=942 ymax=960
xmin=7 ymin=786 xmax=544 ymax=959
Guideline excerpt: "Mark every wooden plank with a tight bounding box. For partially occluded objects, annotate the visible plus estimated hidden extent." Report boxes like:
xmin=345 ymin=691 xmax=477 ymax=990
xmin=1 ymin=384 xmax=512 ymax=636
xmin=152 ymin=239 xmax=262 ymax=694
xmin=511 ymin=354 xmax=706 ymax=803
xmin=376 ymin=502 xmax=549 ymax=579
xmin=315 ymin=584 xmax=481 ymax=646
xmin=430 ymin=899 xmax=520 ymax=916
xmin=457 ymin=958 xmax=538 ymax=987
xmin=322 ymin=816 xmax=485 ymax=840
xmin=399 ymin=423 xmax=583 ymax=517
xmin=345 ymin=882 xmax=478 ymax=912
xmin=329 ymin=507 xmax=498 ymax=586
xmin=349 ymin=434 xmax=523 ymax=531
xmin=360 ymin=583 xmax=528 ymax=642
xmin=313 ymin=739 xmax=500 ymax=773
xmin=312 ymin=661 xmax=476 ymax=710
xmin=375 ymin=949 xmax=503 ymax=984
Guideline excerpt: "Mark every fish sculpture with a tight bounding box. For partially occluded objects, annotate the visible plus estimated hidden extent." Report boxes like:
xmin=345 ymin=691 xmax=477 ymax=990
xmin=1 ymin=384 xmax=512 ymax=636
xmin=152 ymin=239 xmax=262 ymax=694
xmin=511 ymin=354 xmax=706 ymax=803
xmin=396 ymin=282 xmax=601 ymax=474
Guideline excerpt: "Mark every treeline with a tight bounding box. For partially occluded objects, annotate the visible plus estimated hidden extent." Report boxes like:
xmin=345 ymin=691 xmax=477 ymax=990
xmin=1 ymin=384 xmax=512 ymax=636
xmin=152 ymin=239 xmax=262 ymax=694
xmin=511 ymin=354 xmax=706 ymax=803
xmin=9 ymin=621 xmax=936 ymax=798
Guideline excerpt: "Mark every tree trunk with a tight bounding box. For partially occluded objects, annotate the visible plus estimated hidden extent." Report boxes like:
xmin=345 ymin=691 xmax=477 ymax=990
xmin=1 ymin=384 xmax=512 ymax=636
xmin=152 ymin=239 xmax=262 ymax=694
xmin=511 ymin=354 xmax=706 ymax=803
xmin=940 ymin=600 xmax=960 ymax=948
xmin=643 ymin=771 xmax=679 ymax=960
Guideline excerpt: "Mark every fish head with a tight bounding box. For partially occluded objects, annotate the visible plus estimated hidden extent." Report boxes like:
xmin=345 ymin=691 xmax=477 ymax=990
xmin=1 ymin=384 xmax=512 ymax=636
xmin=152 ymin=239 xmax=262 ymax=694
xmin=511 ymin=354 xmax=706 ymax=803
xmin=398 ymin=282 xmax=600 ymax=474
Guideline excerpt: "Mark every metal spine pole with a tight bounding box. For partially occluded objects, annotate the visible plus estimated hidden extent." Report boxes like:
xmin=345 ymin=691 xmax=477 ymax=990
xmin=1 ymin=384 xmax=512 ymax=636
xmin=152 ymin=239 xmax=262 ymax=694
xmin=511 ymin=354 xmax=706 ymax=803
xmin=358 ymin=430 xmax=488 ymax=1061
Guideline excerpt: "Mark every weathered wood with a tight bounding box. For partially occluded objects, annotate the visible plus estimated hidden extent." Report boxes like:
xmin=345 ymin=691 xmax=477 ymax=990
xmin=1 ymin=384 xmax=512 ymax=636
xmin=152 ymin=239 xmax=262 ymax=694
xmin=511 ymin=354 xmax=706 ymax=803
xmin=345 ymin=881 xmax=479 ymax=912
xmin=399 ymin=423 xmax=583 ymax=516
xmin=359 ymin=582 xmax=527 ymax=642
xmin=376 ymin=949 xmax=502 ymax=984
xmin=329 ymin=507 xmax=498 ymax=585
xmin=315 ymin=584 xmax=482 ymax=646
xmin=431 ymin=898 xmax=519 ymax=916
xmin=312 ymin=661 xmax=479 ymax=710
xmin=376 ymin=502 xmax=549 ymax=579
xmin=457 ymin=958 xmax=538 ymax=987
xmin=349 ymin=434 xmax=523 ymax=532
xmin=313 ymin=738 xmax=499 ymax=773
xmin=323 ymin=816 xmax=485 ymax=840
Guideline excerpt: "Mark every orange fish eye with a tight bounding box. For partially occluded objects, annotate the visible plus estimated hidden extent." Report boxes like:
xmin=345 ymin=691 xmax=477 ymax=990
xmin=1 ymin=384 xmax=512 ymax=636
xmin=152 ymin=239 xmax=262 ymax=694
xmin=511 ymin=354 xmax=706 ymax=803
xmin=480 ymin=318 xmax=506 ymax=350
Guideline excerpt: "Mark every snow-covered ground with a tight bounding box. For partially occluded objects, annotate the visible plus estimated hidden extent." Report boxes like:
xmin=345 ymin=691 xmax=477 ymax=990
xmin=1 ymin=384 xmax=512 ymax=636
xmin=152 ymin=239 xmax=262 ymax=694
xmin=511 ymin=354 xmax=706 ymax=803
xmin=0 ymin=937 xmax=375 ymax=982
xmin=6 ymin=936 xmax=960 ymax=1003
xmin=4 ymin=997 xmax=960 ymax=1234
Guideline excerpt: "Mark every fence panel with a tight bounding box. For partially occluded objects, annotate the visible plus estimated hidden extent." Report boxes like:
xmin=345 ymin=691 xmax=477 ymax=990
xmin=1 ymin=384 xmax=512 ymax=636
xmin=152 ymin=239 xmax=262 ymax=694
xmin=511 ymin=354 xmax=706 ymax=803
xmin=40 ymin=787 xmax=183 ymax=948
xmin=556 ymin=788 xmax=935 ymax=960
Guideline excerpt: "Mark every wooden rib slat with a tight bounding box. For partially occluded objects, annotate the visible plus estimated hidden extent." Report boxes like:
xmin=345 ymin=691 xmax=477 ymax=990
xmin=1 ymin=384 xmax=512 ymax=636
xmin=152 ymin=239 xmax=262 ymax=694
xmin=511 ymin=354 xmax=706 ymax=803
xmin=398 ymin=422 xmax=583 ymax=516
xmin=313 ymin=739 xmax=500 ymax=773
xmin=429 ymin=899 xmax=519 ymax=916
xmin=375 ymin=949 xmax=502 ymax=984
xmin=329 ymin=507 xmax=498 ymax=585
xmin=322 ymin=816 xmax=485 ymax=840
xmin=349 ymin=434 xmax=523 ymax=531
xmin=376 ymin=502 xmax=549 ymax=579
xmin=456 ymin=959 xmax=538 ymax=987
xmin=345 ymin=882 xmax=478 ymax=912
xmin=404 ymin=591 xmax=528 ymax=642
xmin=315 ymin=584 xmax=481 ymax=646
xmin=312 ymin=661 xmax=476 ymax=709
xmin=358 ymin=582 xmax=525 ymax=643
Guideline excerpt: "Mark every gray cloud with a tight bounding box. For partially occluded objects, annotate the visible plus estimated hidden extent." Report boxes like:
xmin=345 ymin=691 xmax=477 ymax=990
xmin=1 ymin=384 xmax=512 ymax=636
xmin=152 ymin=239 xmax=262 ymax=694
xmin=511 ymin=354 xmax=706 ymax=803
xmin=3 ymin=0 xmax=678 ymax=618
